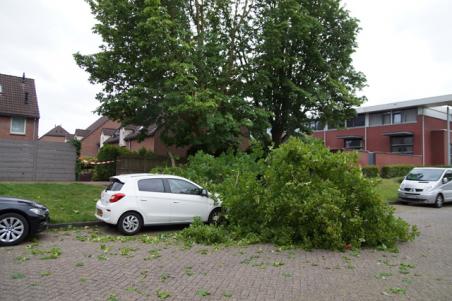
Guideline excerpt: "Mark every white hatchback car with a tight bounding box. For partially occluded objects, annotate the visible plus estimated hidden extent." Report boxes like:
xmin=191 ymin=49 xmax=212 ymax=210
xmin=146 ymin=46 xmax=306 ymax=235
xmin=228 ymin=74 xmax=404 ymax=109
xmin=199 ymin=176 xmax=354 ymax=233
xmin=95 ymin=174 xmax=221 ymax=235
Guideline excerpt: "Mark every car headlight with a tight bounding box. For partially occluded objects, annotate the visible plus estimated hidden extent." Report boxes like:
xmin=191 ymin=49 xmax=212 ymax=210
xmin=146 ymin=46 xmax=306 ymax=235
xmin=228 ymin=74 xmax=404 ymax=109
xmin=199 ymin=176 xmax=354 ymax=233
xmin=29 ymin=208 xmax=45 ymax=216
xmin=423 ymin=185 xmax=433 ymax=191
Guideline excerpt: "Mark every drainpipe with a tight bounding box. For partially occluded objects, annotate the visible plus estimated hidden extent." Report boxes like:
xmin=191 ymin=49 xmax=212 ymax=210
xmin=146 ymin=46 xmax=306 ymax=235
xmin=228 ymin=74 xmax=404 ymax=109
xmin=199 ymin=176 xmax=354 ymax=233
xmin=364 ymin=113 xmax=369 ymax=151
xmin=448 ymin=106 xmax=451 ymax=165
xmin=422 ymin=112 xmax=425 ymax=166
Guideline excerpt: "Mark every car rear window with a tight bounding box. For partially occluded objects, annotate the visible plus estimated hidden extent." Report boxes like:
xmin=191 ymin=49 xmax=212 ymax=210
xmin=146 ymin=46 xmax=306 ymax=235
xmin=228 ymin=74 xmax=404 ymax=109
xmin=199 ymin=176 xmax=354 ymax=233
xmin=106 ymin=179 xmax=124 ymax=191
xmin=138 ymin=178 xmax=165 ymax=192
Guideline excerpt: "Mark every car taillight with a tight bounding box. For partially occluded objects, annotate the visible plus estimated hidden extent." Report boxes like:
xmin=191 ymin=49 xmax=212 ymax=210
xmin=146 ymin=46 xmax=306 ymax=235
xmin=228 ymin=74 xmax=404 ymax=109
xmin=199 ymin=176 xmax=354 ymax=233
xmin=109 ymin=193 xmax=125 ymax=203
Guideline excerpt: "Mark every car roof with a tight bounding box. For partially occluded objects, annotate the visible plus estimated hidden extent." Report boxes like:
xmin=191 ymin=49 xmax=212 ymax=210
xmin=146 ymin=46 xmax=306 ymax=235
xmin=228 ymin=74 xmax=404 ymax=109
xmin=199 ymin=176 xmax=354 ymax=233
xmin=111 ymin=173 xmax=189 ymax=182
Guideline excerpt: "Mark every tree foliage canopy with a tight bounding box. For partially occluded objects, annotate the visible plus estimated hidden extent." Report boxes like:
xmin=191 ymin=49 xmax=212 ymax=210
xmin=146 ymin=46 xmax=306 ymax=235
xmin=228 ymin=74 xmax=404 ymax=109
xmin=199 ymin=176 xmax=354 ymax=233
xmin=75 ymin=0 xmax=365 ymax=152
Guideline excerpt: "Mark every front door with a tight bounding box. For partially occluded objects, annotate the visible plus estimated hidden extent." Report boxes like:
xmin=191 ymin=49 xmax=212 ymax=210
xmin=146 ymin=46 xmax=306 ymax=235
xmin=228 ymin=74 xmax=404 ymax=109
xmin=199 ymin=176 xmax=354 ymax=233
xmin=166 ymin=178 xmax=210 ymax=223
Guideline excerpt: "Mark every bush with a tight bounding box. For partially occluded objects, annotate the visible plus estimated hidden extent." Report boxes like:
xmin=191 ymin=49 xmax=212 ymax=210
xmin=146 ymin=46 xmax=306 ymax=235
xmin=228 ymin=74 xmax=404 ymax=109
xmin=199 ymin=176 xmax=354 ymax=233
xmin=362 ymin=166 xmax=379 ymax=178
xmin=178 ymin=218 xmax=231 ymax=245
xmin=380 ymin=165 xmax=414 ymax=178
xmin=69 ymin=139 xmax=82 ymax=180
xmin=93 ymin=145 xmax=131 ymax=181
xmin=155 ymin=138 xmax=418 ymax=250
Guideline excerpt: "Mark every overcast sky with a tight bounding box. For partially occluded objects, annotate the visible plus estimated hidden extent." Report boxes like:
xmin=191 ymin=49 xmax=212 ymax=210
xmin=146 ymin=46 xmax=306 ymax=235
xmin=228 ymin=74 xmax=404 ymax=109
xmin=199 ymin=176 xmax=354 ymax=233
xmin=1 ymin=0 xmax=451 ymax=136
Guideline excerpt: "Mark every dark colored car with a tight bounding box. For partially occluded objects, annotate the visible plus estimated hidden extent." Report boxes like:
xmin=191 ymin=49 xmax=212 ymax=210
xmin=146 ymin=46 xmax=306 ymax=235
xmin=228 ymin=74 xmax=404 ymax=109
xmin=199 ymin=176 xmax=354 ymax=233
xmin=0 ymin=197 xmax=49 ymax=246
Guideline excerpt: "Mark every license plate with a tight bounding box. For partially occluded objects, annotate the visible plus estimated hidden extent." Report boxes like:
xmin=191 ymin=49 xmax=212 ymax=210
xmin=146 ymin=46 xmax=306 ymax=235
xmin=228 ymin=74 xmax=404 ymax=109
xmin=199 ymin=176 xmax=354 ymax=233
xmin=97 ymin=208 xmax=103 ymax=216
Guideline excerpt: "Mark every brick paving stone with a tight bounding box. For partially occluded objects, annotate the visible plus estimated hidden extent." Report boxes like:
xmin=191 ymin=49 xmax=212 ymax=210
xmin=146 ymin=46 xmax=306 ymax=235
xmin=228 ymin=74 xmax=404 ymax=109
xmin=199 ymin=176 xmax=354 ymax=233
xmin=1 ymin=205 xmax=452 ymax=300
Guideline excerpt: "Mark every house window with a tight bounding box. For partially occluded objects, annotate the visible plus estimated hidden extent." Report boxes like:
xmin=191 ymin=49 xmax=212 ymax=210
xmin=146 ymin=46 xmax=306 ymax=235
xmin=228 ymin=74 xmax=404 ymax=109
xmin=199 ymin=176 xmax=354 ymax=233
xmin=344 ymin=138 xmax=363 ymax=150
xmin=369 ymin=109 xmax=417 ymax=126
xmin=10 ymin=117 xmax=26 ymax=135
xmin=390 ymin=136 xmax=413 ymax=154
xmin=309 ymin=120 xmax=324 ymax=131
xmin=392 ymin=112 xmax=402 ymax=124
xmin=382 ymin=112 xmax=391 ymax=125
xmin=0 ymin=84 xmax=2 ymax=93
xmin=346 ymin=114 xmax=365 ymax=128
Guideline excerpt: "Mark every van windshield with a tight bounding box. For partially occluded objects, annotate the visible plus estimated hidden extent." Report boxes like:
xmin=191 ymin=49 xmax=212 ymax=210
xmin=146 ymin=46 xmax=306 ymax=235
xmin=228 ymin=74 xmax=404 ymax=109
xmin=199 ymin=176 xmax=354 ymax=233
xmin=405 ymin=169 xmax=444 ymax=181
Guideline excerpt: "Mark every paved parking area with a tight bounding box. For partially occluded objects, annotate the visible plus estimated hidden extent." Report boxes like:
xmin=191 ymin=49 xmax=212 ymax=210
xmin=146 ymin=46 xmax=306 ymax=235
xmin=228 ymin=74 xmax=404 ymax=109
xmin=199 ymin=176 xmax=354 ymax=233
xmin=1 ymin=204 xmax=452 ymax=301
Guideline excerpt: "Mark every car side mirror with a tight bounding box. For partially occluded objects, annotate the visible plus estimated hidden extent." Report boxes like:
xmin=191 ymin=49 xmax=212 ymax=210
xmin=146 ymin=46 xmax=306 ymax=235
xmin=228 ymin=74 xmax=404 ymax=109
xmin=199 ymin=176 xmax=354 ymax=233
xmin=442 ymin=178 xmax=448 ymax=184
xmin=200 ymin=189 xmax=208 ymax=197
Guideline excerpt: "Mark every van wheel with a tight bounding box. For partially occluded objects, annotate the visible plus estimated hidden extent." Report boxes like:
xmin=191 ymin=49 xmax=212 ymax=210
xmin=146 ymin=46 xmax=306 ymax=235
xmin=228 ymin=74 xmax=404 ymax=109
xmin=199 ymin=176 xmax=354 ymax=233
xmin=117 ymin=212 xmax=142 ymax=235
xmin=435 ymin=194 xmax=444 ymax=208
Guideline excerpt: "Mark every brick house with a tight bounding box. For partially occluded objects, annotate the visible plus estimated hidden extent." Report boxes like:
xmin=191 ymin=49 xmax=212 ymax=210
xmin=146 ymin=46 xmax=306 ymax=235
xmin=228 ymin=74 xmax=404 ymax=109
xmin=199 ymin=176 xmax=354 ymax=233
xmin=312 ymin=94 xmax=452 ymax=166
xmin=0 ymin=73 xmax=39 ymax=141
xmin=103 ymin=125 xmax=190 ymax=158
xmin=76 ymin=117 xmax=121 ymax=158
xmin=39 ymin=125 xmax=71 ymax=142
xmin=103 ymin=124 xmax=250 ymax=158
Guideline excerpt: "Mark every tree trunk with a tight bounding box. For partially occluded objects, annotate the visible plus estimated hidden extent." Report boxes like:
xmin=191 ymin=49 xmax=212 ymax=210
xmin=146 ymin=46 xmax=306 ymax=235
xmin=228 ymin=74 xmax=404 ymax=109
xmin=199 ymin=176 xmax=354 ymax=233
xmin=271 ymin=126 xmax=284 ymax=147
xmin=167 ymin=151 xmax=176 ymax=168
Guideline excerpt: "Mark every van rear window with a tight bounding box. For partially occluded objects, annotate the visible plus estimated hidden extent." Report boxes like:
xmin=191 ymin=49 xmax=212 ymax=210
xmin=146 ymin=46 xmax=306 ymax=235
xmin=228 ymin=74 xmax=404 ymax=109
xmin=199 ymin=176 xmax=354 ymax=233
xmin=106 ymin=179 xmax=124 ymax=191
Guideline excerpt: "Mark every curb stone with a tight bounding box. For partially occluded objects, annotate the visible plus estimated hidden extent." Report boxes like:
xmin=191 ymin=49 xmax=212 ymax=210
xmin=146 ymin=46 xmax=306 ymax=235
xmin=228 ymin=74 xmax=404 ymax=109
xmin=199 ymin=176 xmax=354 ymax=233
xmin=48 ymin=221 xmax=103 ymax=229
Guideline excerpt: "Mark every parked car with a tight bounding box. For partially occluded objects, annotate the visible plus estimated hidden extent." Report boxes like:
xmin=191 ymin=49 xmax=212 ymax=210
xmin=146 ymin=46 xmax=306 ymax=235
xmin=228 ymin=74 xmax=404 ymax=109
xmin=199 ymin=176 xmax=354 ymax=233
xmin=95 ymin=174 xmax=221 ymax=235
xmin=0 ymin=197 xmax=49 ymax=246
xmin=398 ymin=167 xmax=452 ymax=208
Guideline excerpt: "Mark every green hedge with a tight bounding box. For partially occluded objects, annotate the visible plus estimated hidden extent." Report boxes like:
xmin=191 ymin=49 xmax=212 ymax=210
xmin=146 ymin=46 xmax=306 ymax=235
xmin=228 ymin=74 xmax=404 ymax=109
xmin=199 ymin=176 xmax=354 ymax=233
xmin=380 ymin=165 xmax=415 ymax=179
xmin=93 ymin=145 xmax=131 ymax=181
xmin=361 ymin=166 xmax=379 ymax=178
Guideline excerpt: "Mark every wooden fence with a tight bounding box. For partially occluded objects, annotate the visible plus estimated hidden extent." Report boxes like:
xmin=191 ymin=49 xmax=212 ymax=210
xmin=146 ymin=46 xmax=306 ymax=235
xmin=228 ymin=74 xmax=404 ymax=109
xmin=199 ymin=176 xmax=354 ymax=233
xmin=116 ymin=156 xmax=170 ymax=175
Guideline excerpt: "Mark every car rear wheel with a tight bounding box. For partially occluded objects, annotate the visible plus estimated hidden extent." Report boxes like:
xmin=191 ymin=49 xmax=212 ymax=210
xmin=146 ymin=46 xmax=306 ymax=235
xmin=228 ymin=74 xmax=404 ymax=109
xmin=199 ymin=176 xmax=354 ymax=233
xmin=0 ymin=213 xmax=29 ymax=246
xmin=117 ymin=212 xmax=142 ymax=235
xmin=435 ymin=194 xmax=444 ymax=208
xmin=208 ymin=208 xmax=221 ymax=225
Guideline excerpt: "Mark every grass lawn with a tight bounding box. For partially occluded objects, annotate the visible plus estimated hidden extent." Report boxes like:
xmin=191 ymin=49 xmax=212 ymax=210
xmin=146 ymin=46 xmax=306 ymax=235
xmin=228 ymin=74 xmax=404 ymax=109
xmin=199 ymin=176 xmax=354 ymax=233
xmin=375 ymin=177 xmax=401 ymax=203
xmin=0 ymin=183 xmax=105 ymax=224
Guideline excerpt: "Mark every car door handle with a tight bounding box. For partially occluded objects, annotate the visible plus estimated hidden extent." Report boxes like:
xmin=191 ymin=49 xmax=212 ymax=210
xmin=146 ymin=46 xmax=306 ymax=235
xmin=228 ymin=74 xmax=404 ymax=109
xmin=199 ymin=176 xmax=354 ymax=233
xmin=173 ymin=201 xmax=180 ymax=204
xmin=140 ymin=199 xmax=147 ymax=202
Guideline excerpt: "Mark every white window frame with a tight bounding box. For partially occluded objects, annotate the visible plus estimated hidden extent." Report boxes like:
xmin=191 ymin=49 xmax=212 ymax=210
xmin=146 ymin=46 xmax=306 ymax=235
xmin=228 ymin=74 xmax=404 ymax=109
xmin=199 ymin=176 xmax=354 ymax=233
xmin=10 ymin=117 xmax=27 ymax=135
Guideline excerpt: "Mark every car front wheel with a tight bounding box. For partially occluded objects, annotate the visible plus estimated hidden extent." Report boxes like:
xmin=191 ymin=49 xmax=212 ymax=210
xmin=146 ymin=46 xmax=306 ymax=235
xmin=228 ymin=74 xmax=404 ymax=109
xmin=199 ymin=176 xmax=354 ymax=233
xmin=208 ymin=208 xmax=221 ymax=225
xmin=0 ymin=213 xmax=29 ymax=246
xmin=435 ymin=194 xmax=444 ymax=208
xmin=117 ymin=212 xmax=143 ymax=235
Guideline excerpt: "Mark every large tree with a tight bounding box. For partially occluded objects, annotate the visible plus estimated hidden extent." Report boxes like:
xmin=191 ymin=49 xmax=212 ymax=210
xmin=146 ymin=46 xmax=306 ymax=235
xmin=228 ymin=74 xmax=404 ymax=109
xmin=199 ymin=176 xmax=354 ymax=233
xmin=250 ymin=0 xmax=366 ymax=145
xmin=75 ymin=0 xmax=365 ymax=151
xmin=75 ymin=0 xmax=268 ymax=155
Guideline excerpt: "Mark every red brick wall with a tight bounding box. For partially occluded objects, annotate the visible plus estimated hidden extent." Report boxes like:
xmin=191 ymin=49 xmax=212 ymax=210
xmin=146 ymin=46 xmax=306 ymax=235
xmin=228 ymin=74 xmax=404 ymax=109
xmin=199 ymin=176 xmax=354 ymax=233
xmin=422 ymin=115 xmax=452 ymax=165
xmin=80 ymin=120 xmax=121 ymax=158
xmin=366 ymin=121 xmax=421 ymax=154
xmin=0 ymin=116 xmax=38 ymax=141
xmin=128 ymin=137 xmax=155 ymax=152
xmin=153 ymin=130 xmax=189 ymax=158
xmin=430 ymin=130 xmax=447 ymax=165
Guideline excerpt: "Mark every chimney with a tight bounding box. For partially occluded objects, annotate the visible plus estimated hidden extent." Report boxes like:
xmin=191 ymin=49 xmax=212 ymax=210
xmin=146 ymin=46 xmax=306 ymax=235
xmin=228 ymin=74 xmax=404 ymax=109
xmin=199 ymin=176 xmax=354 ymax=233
xmin=22 ymin=72 xmax=26 ymax=83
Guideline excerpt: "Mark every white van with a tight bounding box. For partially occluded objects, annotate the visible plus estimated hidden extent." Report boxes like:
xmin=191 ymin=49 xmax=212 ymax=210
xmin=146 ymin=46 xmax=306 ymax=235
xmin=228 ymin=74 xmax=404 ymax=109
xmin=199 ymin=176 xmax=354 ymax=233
xmin=398 ymin=167 xmax=452 ymax=208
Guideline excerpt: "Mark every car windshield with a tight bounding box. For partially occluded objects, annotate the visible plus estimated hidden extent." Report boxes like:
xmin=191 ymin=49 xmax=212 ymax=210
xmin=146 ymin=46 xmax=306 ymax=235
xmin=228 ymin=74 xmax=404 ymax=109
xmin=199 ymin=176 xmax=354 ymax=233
xmin=405 ymin=169 xmax=444 ymax=181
